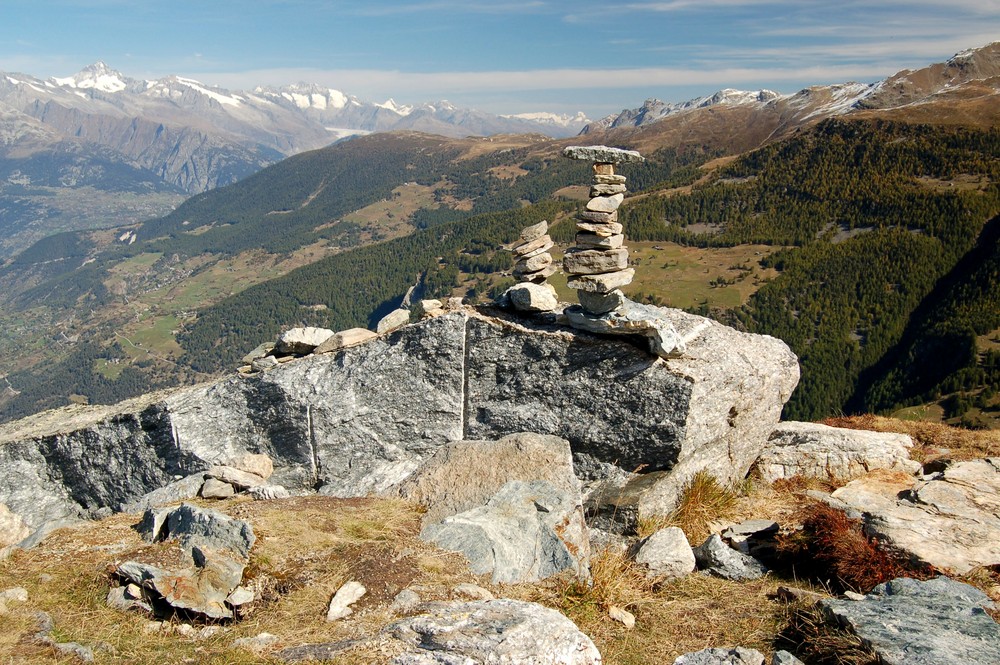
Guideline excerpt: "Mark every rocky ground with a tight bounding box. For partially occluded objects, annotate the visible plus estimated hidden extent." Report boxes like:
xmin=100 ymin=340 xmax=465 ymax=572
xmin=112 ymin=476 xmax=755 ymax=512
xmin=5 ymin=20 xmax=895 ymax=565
xmin=0 ymin=301 xmax=998 ymax=663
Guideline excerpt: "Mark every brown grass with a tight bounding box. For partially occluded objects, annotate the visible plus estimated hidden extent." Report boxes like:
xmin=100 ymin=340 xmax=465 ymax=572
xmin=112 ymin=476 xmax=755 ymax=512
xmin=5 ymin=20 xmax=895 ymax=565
xmin=777 ymin=605 xmax=880 ymax=665
xmin=512 ymin=551 xmax=788 ymax=664
xmin=822 ymin=414 xmax=1000 ymax=462
xmin=638 ymin=471 xmax=740 ymax=543
xmin=0 ymin=497 xmax=488 ymax=665
xmin=776 ymin=502 xmax=935 ymax=593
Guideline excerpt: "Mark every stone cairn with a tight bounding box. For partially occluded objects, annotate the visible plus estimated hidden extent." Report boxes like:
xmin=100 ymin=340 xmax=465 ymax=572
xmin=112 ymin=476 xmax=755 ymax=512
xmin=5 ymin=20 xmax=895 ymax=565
xmin=510 ymin=219 xmax=556 ymax=283
xmin=561 ymin=145 xmax=644 ymax=315
xmin=502 ymin=219 xmax=559 ymax=313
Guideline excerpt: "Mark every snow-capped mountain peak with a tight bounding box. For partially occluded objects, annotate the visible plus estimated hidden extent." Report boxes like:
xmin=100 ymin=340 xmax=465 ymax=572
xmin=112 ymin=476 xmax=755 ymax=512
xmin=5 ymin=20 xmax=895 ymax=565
xmin=51 ymin=61 xmax=130 ymax=93
xmin=254 ymin=83 xmax=351 ymax=111
xmin=376 ymin=98 xmax=413 ymax=115
xmin=503 ymin=110 xmax=591 ymax=129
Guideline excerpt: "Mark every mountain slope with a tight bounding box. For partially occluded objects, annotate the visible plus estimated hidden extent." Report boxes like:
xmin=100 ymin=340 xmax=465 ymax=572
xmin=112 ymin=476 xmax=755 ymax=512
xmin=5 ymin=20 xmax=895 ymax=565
xmin=1 ymin=45 xmax=998 ymax=425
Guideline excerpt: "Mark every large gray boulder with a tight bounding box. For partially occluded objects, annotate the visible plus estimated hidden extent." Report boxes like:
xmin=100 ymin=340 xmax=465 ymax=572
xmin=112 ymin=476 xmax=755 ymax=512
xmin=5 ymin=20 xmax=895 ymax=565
xmin=831 ymin=458 xmax=1000 ymax=574
xmin=385 ymin=599 xmax=602 ymax=664
xmin=0 ymin=307 xmax=797 ymax=533
xmin=757 ymin=422 xmax=920 ymax=483
xmin=465 ymin=309 xmax=798 ymax=518
xmin=421 ymin=479 xmax=589 ymax=584
xmin=819 ymin=577 xmax=1000 ymax=665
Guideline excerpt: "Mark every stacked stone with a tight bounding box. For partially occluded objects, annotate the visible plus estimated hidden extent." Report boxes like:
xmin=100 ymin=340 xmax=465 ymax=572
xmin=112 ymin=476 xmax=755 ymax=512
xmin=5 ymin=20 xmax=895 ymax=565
xmin=561 ymin=146 xmax=644 ymax=315
xmin=511 ymin=219 xmax=556 ymax=283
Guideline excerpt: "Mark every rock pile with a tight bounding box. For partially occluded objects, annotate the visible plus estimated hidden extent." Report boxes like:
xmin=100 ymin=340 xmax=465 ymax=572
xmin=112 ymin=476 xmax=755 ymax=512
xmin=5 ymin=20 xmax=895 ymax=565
xmin=510 ymin=219 xmax=556 ymax=283
xmin=561 ymin=145 xmax=644 ymax=315
xmin=503 ymin=219 xmax=560 ymax=313
xmin=110 ymin=504 xmax=256 ymax=620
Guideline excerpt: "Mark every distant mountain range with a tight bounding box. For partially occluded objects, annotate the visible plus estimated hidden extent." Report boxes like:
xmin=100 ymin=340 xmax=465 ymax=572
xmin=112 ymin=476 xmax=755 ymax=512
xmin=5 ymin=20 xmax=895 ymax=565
xmin=0 ymin=43 xmax=997 ymax=259
xmin=588 ymin=42 xmax=1000 ymax=133
xmin=0 ymin=62 xmax=590 ymax=193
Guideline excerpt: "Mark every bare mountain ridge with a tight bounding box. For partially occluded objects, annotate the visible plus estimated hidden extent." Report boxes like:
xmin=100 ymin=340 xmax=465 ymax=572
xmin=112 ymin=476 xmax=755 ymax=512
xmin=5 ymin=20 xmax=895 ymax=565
xmin=588 ymin=42 xmax=1000 ymax=144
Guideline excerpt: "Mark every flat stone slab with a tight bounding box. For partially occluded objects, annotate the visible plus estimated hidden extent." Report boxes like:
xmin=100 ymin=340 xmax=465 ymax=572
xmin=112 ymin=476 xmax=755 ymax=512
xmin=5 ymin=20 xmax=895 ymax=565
xmin=832 ymin=457 xmax=1000 ymax=574
xmin=563 ymin=247 xmax=629 ymax=275
xmin=385 ymin=599 xmax=602 ymax=664
xmin=819 ymin=576 xmax=1000 ymax=665
xmin=563 ymin=145 xmax=645 ymax=164
xmin=674 ymin=647 xmax=765 ymax=665
xmin=565 ymin=299 xmax=684 ymax=358
xmin=313 ymin=328 xmax=378 ymax=354
xmin=566 ymin=268 xmax=635 ymax=293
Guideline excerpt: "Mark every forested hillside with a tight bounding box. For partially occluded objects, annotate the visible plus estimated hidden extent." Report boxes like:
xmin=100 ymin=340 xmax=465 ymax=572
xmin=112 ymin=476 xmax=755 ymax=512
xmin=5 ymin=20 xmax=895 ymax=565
xmin=1 ymin=118 xmax=997 ymax=428
xmin=623 ymin=119 xmax=1000 ymax=421
xmin=181 ymin=119 xmax=1000 ymax=423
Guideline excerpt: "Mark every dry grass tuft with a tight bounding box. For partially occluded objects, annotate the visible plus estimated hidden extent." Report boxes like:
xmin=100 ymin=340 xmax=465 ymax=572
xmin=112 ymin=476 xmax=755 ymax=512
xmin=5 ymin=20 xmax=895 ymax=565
xmin=639 ymin=471 xmax=739 ymax=543
xmin=512 ymin=552 xmax=787 ymax=665
xmin=823 ymin=414 xmax=1000 ymax=462
xmin=776 ymin=502 xmax=934 ymax=593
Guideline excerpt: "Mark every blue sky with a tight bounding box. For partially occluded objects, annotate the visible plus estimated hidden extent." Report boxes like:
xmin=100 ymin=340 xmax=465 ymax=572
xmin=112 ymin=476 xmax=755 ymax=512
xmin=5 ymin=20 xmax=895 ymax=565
xmin=2 ymin=0 xmax=998 ymax=117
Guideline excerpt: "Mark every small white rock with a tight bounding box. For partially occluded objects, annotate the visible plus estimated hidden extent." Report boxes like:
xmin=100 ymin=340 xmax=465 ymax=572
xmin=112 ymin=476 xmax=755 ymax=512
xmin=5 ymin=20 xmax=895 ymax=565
xmin=0 ymin=587 xmax=29 ymax=603
xmin=389 ymin=588 xmax=422 ymax=615
xmin=609 ymin=605 xmax=636 ymax=628
xmin=451 ymin=583 xmax=494 ymax=601
xmin=233 ymin=632 xmax=280 ymax=651
xmin=327 ymin=581 xmax=367 ymax=621
xmin=227 ymin=586 xmax=255 ymax=606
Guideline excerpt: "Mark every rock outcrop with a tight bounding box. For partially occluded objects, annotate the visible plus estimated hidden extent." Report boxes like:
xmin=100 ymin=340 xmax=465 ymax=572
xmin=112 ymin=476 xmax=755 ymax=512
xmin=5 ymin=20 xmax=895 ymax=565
xmin=384 ymin=599 xmax=603 ymax=664
xmin=112 ymin=503 xmax=256 ymax=620
xmin=818 ymin=576 xmax=1000 ymax=665
xmin=0 ymin=305 xmax=797 ymax=537
xmin=757 ymin=422 xmax=920 ymax=483
xmin=830 ymin=458 xmax=1000 ymax=574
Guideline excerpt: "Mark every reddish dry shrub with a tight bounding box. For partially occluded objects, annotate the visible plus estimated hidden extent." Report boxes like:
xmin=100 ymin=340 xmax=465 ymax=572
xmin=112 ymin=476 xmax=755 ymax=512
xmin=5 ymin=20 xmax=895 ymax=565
xmin=778 ymin=502 xmax=933 ymax=593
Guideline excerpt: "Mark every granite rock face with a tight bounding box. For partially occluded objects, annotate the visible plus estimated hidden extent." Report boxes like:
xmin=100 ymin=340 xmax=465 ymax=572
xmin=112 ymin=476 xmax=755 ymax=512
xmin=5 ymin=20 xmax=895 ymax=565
xmin=819 ymin=577 xmax=1000 ymax=665
xmin=757 ymin=422 xmax=920 ymax=483
xmin=395 ymin=432 xmax=579 ymax=525
xmin=0 ymin=307 xmax=798 ymax=533
xmin=831 ymin=458 xmax=1000 ymax=574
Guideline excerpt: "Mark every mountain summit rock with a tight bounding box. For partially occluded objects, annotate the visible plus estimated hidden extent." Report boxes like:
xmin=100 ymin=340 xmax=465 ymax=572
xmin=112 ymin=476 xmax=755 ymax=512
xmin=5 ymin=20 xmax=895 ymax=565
xmin=0 ymin=303 xmax=797 ymax=541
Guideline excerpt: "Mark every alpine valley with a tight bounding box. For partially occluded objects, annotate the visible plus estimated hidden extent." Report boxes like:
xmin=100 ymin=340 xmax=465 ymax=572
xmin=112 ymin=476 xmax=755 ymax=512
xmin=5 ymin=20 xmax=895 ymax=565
xmin=0 ymin=42 xmax=998 ymax=432
xmin=0 ymin=62 xmax=589 ymax=257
